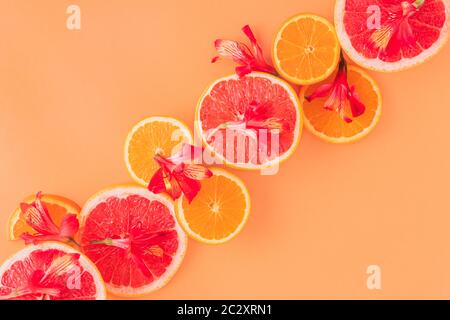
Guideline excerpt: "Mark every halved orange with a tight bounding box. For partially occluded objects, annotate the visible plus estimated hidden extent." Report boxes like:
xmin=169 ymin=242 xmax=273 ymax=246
xmin=8 ymin=194 xmax=81 ymax=240
xmin=124 ymin=116 xmax=193 ymax=186
xmin=299 ymin=65 xmax=382 ymax=143
xmin=273 ymin=14 xmax=340 ymax=85
xmin=176 ymin=168 xmax=250 ymax=244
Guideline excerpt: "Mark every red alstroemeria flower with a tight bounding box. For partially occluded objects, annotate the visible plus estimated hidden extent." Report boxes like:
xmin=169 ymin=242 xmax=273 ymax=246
xmin=148 ymin=144 xmax=212 ymax=203
xmin=89 ymin=224 xmax=173 ymax=280
xmin=212 ymin=25 xmax=276 ymax=77
xmin=19 ymin=192 xmax=79 ymax=245
xmin=305 ymin=54 xmax=365 ymax=123
xmin=370 ymin=0 xmax=424 ymax=54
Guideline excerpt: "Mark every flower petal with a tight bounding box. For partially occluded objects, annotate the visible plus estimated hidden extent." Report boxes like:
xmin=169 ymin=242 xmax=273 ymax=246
xmin=173 ymin=172 xmax=201 ymax=203
xmin=43 ymin=253 xmax=80 ymax=280
xmin=20 ymin=199 xmax=60 ymax=236
xmin=214 ymin=39 xmax=252 ymax=65
xmin=235 ymin=65 xmax=253 ymax=77
xmin=148 ymin=168 xmax=170 ymax=194
xmin=182 ymin=163 xmax=213 ymax=180
xmin=20 ymin=233 xmax=67 ymax=245
xmin=59 ymin=214 xmax=79 ymax=238
xmin=348 ymin=86 xmax=366 ymax=118
xmin=305 ymin=83 xmax=333 ymax=102
xmin=213 ymin=26 xmax=276 ymax=76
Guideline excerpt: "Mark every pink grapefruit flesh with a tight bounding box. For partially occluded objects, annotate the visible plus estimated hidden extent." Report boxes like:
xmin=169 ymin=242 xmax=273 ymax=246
xmin=79 ymin=186 xmax=187 ymax=296
xmin=0 ymin=242 xmax=106 ymax=300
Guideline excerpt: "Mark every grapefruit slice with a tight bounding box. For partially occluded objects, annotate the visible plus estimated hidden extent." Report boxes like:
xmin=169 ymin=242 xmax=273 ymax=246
xmin=176 ymin=168 xmax=251 ymax=244
xmin=0 ymin=242 xmax=106 ymax=300
xmin=8 ymin=194 xmax=81 ymax=240
xmin=124 ymin=117 xmax=193 ymax=186
xmin=335 ymin=0 xmax=449 ymax=72
xmin=79 ymin=186 xmax=187 ymax=296
xmin=196 ymin=72 xmax=302 ymax=170
xmin=300 ymin=64 xmax=382 ymax=143
xmin=272 ymin=14 xmax=341 ymax=85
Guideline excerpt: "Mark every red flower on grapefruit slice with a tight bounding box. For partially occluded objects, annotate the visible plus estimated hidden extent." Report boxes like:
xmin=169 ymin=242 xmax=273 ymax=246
xmin=0 ymin=242 xmax=106 ymax=300
xmin=196 ymin=72 xmax=302 ymax=170
xmin=79 ymin=186 xmax=187 ymax=296
xmin=335 ymin=0 xmax=449 ymax=71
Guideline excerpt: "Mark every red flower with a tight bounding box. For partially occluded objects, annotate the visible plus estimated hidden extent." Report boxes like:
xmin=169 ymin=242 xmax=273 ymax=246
xmin=0 ymin=252 xmax=80 ymax=299
xmin=88 ymin=224 xmax=173 ymax=280
xmin=305 ymin=54 xmax=365 ymax=123
xmin=370 ymin=0 xmax=424 ymax=54
xmin=19 ymin=192 xmax=79 ymax=245
xmin=212 ymin=25 xmax=276 ymax=77
xmin=148 ymin=144 xmax=212 ymax=203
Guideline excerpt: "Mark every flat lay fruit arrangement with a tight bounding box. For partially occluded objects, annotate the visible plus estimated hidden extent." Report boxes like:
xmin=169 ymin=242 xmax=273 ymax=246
xmin=1 ymin=0 xmax=448 ymax=299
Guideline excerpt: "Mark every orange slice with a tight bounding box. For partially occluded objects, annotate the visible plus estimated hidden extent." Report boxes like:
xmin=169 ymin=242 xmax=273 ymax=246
xmin=273 ymin=14 xmax=340 ymax=85
xmin=124 ymin=116 xmax=193 ymax=186
xmin=8 ymin=194 xmax=81 ymax=240
xmin=176 ymin=168 xmax=251 ymax=244
xmin=299 ymin=65 xmax=382 ymax=143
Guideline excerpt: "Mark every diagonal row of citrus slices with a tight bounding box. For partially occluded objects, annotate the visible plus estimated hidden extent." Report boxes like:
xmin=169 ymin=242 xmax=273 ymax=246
xmin=1 ymin=0 xmax=448 ymax=299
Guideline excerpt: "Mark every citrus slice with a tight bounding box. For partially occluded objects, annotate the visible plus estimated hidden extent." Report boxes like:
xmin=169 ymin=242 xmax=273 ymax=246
xmin=0 ymin=242 xmax=106 ymax=300
xmin=8 ymin=194 xmax=81 ymax=240
xmin=335 ymin=0 xmax=449 ymax=72
xmin=299 ymin=65 xmax=382 ymax=143
xmin=79 ymin=186 xmax=187 ymax=296
xmin=196 ymin=72 xmax=302 ymax=170
xmin=124 ymin=116 xmax=193 ymax=186
xmin=176 ymin=168 xmax=250 ymax=244
xmin=272 ymin=14 xmax=341 ymax=85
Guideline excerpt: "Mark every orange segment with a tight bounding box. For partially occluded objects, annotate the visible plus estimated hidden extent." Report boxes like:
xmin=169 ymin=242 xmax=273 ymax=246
xmin=273 ymin=14 xmax=340 ymax=85
xmin=176 ymin=168 xmax=250 ymax=244
xmin=124 ymin=116 xmax=193 ymax=186
xmin=300 ymin=65 xmax=382 ymax=143
xmin=8 ymin=194 xmax=81 ymax=240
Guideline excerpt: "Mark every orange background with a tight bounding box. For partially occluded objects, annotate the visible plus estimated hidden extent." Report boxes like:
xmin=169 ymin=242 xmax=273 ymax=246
xmin=1 ymin=0 xmax=450 ymax=299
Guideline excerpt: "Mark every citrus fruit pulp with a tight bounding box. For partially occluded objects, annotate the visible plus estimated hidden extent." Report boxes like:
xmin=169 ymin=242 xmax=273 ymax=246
xmin=0 ymin=242 xmax=106 ymax=300
xmin=335 ymin=0 xmax=449 ymax=72
xmin=79 ymin=186 xmax=187 ymax=296
xmin=8 ymin=194 xmax=81 ymax=240
xmin=300 ymin=65 xmax=382 ymax=143
xmin=125 ymin=116 xmax=193 ymax=186
xmin=272 ymin=13 xmax=341 ymax=85
xmin=176 ymin=168 xmax=250 ymax=244
xmin=196 ymin=72 xmax=302 ymax=170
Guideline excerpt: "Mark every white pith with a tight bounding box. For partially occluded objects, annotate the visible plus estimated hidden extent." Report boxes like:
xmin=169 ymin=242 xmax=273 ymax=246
xmin=335 ymin=0 xmax=450 ymax=72
xmin=79 ymin=186 xmax=187 ymax=296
